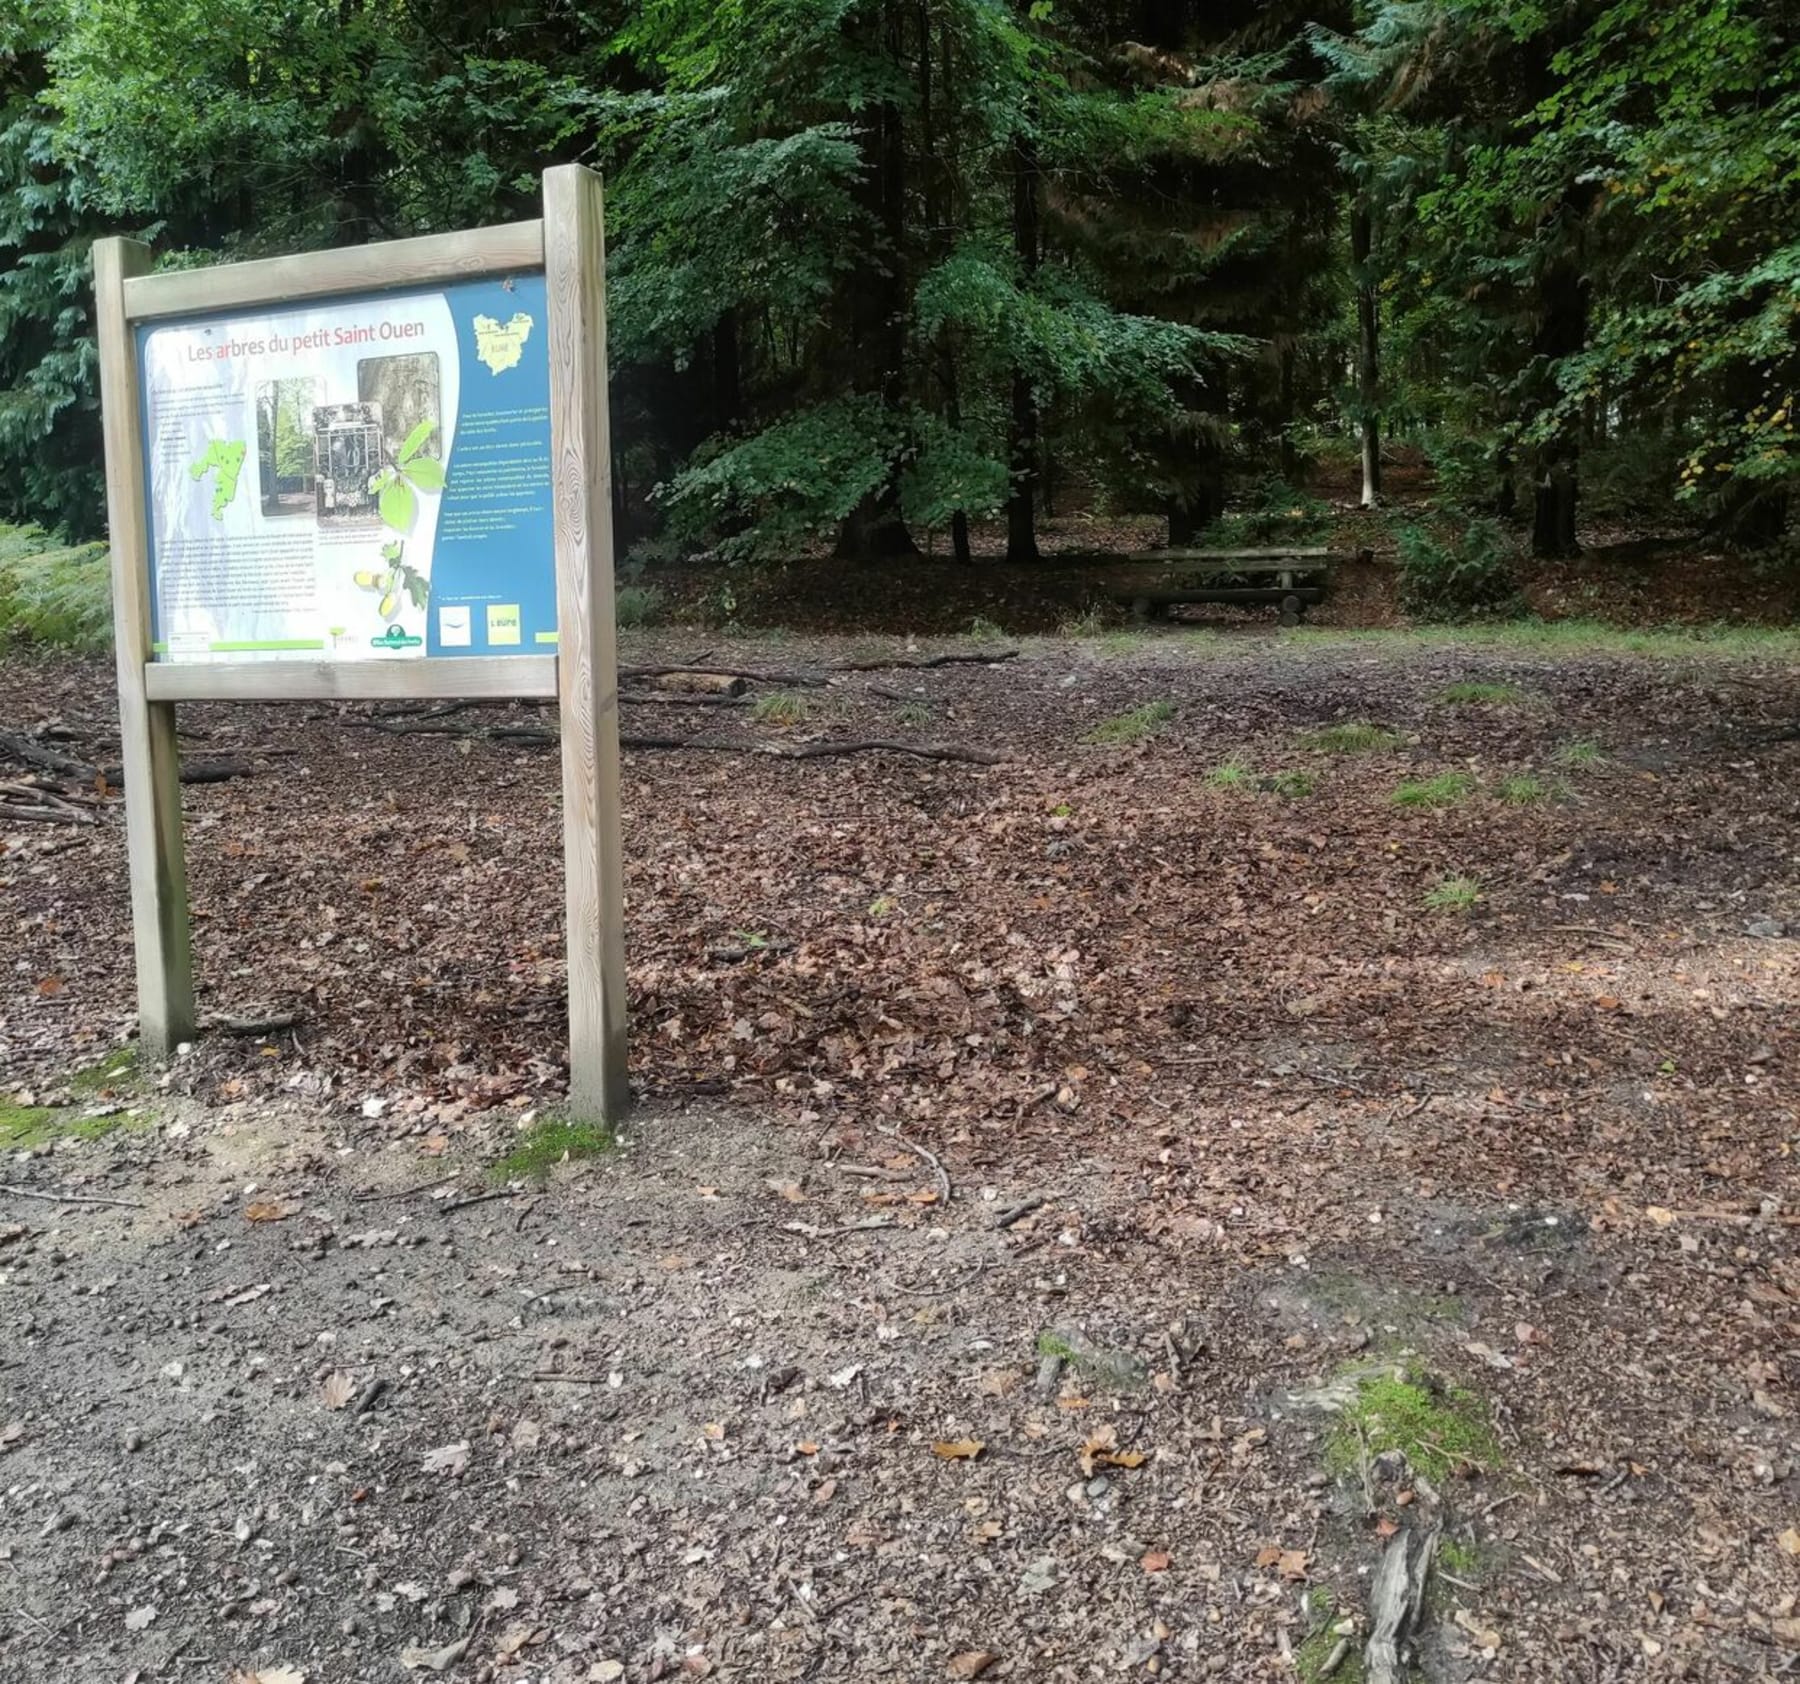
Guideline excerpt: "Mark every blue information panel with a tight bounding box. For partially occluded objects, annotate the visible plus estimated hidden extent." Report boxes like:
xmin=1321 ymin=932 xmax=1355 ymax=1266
xmin=136 ymin=274 xmax=555 ymax=662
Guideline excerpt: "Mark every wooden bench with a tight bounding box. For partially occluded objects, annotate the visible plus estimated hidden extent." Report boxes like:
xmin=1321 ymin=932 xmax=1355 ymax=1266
xmin=1102 ymin=547 xmax=1346 ymax=627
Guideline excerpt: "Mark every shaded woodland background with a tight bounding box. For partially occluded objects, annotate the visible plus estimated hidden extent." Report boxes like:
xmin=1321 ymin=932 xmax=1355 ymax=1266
xmin=2 ymin=0 xmax=1800 ymax=621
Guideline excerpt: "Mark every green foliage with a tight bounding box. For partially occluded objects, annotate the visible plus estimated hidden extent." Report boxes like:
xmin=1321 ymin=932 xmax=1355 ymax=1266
xmin=1552 ymin=737 xmax=1605 ymax=769
xmin=1496 ymin=773 xmax=1549 ymax=804
xmin=1325 ymin=1369 xmax=1500 ymax=1481
xmin=1392 ymin=771 xmax=1475 ymax=808
xmin=752 ymin=690 xmax=813 ymax=726
xmin=490 ymin=1118 xmax=614 ymax=1182
xmin=1303 ymin=722 xmax=1401 ymax=754
xmin=1441 ymin=681 xmax=1523 ymax=704
xmin=1204 ymin=759 xmax=1253 ymax=790
xmin=1424 ymin=873 xmax=1482 ymax=912
xmin=1083 ymin=700 xmax=1173 ymax=745
xmin=0 ymin=520 xmax=109 ymax=648
xmin=1395 ymin=520 xmax=1522 ymax=622
xmin=614 ymin=584 xmax=664 ymax=628
xmin=896 ymin=700 xmax=932 ymax=726
xmin=1266 ymin=768 xmax=1317 ymax=798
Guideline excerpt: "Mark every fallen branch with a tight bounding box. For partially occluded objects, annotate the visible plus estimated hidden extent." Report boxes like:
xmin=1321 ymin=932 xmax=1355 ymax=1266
xmin=882 ymin=1124 xmax=952 ymax=1205
xmin=203 ymin=1010 xmax=305 ymax=1037
xmin=993 ymin=1194 xmax=1050 ymax=1230
xmin=833 ymin=649 xmax=1021 ymax=672
xmin=888 ymin=1261 xmax=990 ymax=1297
xmin=1365 ymin=1526 xmax=1438 ymax=1684
xmin=0 ymin=731 xmax=95 ymax=779
xmin=0 ymin=1183 xmax=144 ymax=1210
xmin=621 ymin=664 xmax=826 ymax=689
xmin=620 ymin=692 xmax=751 ymax=708
xmin=439 ymin=1186 xmax=520 ymax=1215
xmin=775 ymin=1217 xmax=897 ymax=1239
xmin=619 ymin=733 xmax=1003 ymax=766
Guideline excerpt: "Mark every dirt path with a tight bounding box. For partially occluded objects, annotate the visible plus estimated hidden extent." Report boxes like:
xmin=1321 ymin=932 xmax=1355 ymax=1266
xmin=1 ymin=629 xmax=1796 ymax=1680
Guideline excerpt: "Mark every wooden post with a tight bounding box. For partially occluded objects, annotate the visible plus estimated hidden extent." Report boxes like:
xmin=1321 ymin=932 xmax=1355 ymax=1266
xmin=93 ymin=237 xmax=196 ymax=1061
xmin=543 ymin=166 xmax=630 ymax=1121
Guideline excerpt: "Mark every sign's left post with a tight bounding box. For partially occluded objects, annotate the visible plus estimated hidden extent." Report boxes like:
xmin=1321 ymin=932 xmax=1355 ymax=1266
xmin=93 ymin=237 xmax=196 ymax=1058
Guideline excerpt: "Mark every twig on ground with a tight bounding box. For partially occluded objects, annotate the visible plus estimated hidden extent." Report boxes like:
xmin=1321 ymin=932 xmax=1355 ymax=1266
xmin=354 ymin=1172 xmax=462 ymax=1204
xmin=438 ymin=1187 xmax=520 ymax=1215
xmin=204 ymin=1010 xmax=305 ymax=1037
xmin=774 ymin=1217 xmax=897 ymax=1239
xmin=831 ymin=649 xmax=1022 ymax=672
xmin=521 ymin=1371 xmax=614 ymax=1385
xmin=887 ymin=1261 xmax=990 ymax=1298
xmin=0 ymin=1183 xmax=143 ymax=1210
xmin=881 ymin=1124 xmax=951 ymax=1204
xmin=993 ymin=1193 xmax=1049 ymax=1229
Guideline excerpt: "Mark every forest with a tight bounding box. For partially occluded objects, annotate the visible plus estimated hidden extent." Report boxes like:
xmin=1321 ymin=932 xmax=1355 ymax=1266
xmin=2 ymin=0 xmax=1798 ymax=613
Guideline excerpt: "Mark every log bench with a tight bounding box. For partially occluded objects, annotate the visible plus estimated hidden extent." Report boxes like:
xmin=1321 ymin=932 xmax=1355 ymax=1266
xmin=1102 ymin=547 xmax=1348 ymax=626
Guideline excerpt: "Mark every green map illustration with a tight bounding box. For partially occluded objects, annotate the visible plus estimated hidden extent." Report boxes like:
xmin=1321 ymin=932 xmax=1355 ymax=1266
xmin=473 ymin=312 xmax=534 ymax=374
xmin=188 ymin=439 xmax=247 ymax=519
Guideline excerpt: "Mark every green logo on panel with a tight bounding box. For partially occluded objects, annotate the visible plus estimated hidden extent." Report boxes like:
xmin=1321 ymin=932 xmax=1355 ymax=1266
xmin=370 ymin=625 xmax=423 ymax=650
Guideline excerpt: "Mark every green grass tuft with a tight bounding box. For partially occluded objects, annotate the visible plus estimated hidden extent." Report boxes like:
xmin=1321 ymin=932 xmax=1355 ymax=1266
xmin=896 ymin=701 xmax=933 ymax=727
xmin=1304 ymin=721 xmax=1402 ymax=755
xmin=1424 ymin=873 xmax=1482 ymax=912
xmin=1495 ymin=774 xmax=1548 ymax=805
xmin=1204 ymin=758 xmax=1254 ymax=791
xmin=1083 ymin=700 xmax=1175 ymax=745
xmin=1392 ymin=771 xmax=1476 ymax=808
xmin=490 ymin=1118 xmax=614 ymax=1182
xmin=967 ymin=616 xmax=1009 ymax=644
xmin=1266 ymin=768 xmax=1317 ymax=798
xmin=1552 ymin=738 xmax=1605 ymax=769
xmin=1325 ymin=1370 xmax=1500 ymax=1482
xmin=1295 ymin=1591 xmax=1365 ymax=1684
xmin=1440 ymin=681 xmax=1525 ymax=704
xmin=752 ymin=690 xmax=812 ymax=726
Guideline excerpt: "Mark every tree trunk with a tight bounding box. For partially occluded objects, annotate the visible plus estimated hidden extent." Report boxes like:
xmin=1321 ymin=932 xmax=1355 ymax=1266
xmin=1167 ymin=433 xmax=1225 ymax=544
xmin=1006 ymin=119 xmax=1042 ymax=564
xmin=834 ymin=6 xmax=917 ymax=561
xmin=1352 ymin=197 xmax=1381 ymax=509
xmin=1528 ymin=245 xmax=1587 ymax=559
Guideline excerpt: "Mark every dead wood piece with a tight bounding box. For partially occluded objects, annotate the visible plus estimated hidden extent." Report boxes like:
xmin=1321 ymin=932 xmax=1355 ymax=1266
xmin=0 ymin=731 xmax=96 ymax=779
xmin=350 ymin=1377 xmax=388 ymax=1417
xmin=96 ymin=757 xmax=255 ymax=785
xmin=620 ymin=691 xmax=750 ymax=708
xmin=832 ymin=649 xmax=1022 ymax=672
xmin=0 ymin=1183 xmax=144 ymax=1210
xmin=204 ymin=1010 xmax=305 ymax=1037
xmin=776 ymin=1217 xmax=896 ymax=1239
xmin=439 ymin=1187 xmax=521 ymax=1215
xmin=0 ymin=784 xmax=95 ymax=826
xmin=882 ymin=1124 xmax=951 ymax=1205
xmin=617 ymin=733 xmax=1003 ymax=766
xmin=621 ymin=664 xmax=825 ymax=689
xmin=637 ymin=671 xmax=747 ymax=696
xmin=888 ymin=1261 xmax=990 ymax=1297
xmin=994 ymin=1194 xmax=1050 ymax=1230
xmin=1365 ymin=1526 xmax=1438 ymax=1684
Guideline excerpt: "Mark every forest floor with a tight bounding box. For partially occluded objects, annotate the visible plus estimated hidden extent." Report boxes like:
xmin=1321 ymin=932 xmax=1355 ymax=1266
xmin=0 ymin=623 xmax=1797 ymax=1683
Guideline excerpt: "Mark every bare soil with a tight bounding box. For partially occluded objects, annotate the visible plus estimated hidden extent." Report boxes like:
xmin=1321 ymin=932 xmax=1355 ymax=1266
xmin=0 ymin=628 xmax=1796 ymax=1682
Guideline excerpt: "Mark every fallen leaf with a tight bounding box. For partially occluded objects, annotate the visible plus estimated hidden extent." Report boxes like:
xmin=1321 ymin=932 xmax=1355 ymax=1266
xmin=124 ymin=1606 xmax=156 ymax=1631
xmin=1277 ymin=1549 xmax=1309 ymax=1581
xmin=244 ymin=1201 xmax=288 ymax=1223
xmin=1453 ymin=1609 xmax=1502 ymax=1650
xmin=1645 ymin=1205 xmax=1676 ymax=1227
xmin=320 ymin=1372 xmax=355 ymax=1411
xmin=933 ymin=1438 xmax=985 ymax=1461
xmin=422 ymin=1441 xmax=470 ymax=1476
xmin=230 ymin=1670 xmax=307 ymax=1684
xmin=35 ymin=975 xmax=62 ymax=996
xmin=812 ymin=1477 xmax=837 ymax=1504
xmin=1141 ymin=1550 xmax=1171 ymax=1573
xmin=766 ymin=1178 xmax=806 ymax=1203
xmin=946 ymin=1653 xmax=1000 ymax=1679
xmin=401 ymin=1636 xmax=473 ymax=1672
xmin=1595 ymin=995 xmax=1622 ymax=1011
xmin=1779 ymin=1528 xmax=1800 ymax=1557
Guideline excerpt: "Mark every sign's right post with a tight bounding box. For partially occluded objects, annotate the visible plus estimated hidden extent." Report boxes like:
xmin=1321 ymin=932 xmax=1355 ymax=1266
xmin=544 ymin=164 xmax=630 ymax=1123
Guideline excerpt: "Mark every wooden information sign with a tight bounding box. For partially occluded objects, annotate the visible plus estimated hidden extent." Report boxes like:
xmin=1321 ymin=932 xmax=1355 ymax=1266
xmin=93 ymin=165 xmax=629 ymax=1120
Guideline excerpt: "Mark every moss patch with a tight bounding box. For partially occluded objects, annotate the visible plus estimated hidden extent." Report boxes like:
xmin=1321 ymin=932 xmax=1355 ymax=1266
xmin=1326 ymin=1370 xmax=1500 ymax=1483
xmin=1295 ymin=1592 xmax=1364 ymax=1684
xmin=0 ymin=1099 xmax=152 ymax=1150
xmin=490 ymin=1118 xmax=614 ymax=1182
xmin=67 ymin=1046 xmax=141 ymax=1096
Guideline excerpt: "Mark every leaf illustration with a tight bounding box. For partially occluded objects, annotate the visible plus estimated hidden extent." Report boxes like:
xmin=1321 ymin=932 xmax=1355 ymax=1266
xmin=381 ymin=541 xmax=402 ymax=562
xmin=403 ymin=455 xmax=445 ymax=493
xmin=379 ymin=475 xmax=416 ymax=533
xmin=402 ymin=566 xmax=430 ymax=610
xmin=398 ymin=418 xmax=437 ymax=465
